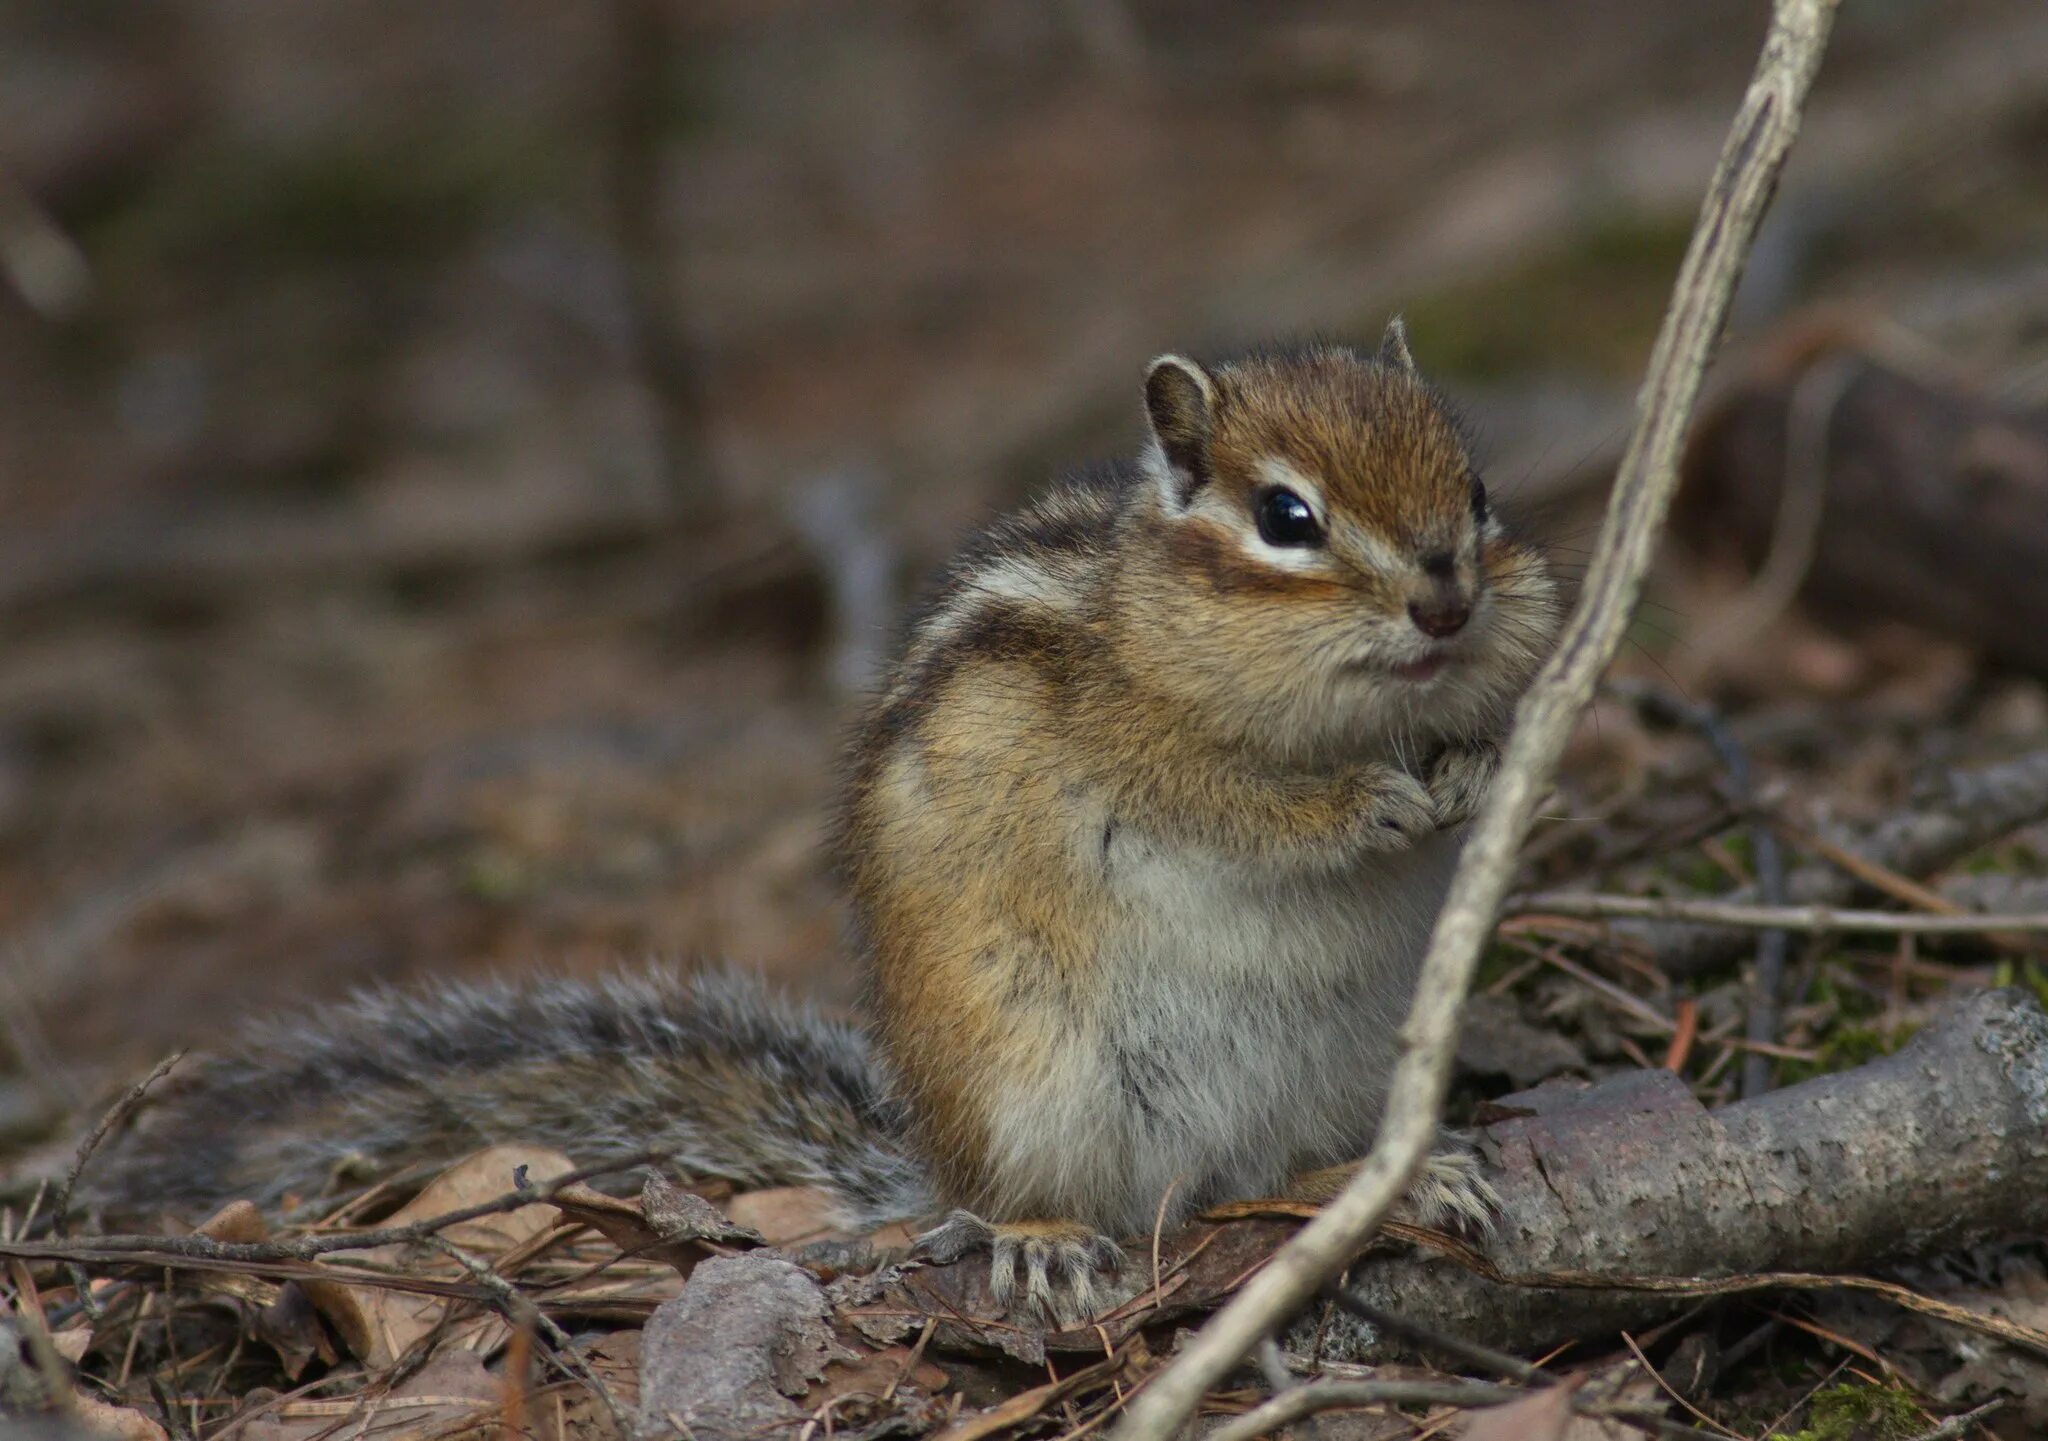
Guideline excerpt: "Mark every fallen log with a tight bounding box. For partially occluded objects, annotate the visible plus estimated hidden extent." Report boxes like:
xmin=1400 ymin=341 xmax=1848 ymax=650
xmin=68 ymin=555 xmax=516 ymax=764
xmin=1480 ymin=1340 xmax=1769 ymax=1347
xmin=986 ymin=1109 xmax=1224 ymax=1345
xmin=1335 ymin=985 xmax=2048 ymax=1358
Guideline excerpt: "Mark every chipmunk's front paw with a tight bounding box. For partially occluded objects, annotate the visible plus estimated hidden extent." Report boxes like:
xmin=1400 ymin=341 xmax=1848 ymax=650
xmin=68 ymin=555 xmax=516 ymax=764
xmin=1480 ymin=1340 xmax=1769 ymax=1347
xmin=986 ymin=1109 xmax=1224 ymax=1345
xmin=911 ymin=1211 xmax=1125 ymax=1328
xmin=1286 ymin=1143 xmax=1500 ymax=1235
xmin=1425 ymin=740 xmax=1500 ymax=829
xmin=1390 ymin=1145 xmax=1501 ymax=1234
xmin=1345 ymin=765 xmax=1437 ymax=853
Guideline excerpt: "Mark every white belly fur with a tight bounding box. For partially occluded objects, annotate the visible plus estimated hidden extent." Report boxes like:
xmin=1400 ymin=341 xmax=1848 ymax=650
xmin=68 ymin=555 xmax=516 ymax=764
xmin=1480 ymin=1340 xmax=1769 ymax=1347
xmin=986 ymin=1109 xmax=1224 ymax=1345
xmin=981 ymin=825 xmax=1464 ymax=1236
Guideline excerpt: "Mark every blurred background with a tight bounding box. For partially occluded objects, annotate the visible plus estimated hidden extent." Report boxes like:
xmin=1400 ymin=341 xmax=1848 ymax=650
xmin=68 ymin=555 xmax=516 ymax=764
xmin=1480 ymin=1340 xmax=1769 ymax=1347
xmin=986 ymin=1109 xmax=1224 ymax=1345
xmin=2 ymin=0 xmax=2046 ymax=1118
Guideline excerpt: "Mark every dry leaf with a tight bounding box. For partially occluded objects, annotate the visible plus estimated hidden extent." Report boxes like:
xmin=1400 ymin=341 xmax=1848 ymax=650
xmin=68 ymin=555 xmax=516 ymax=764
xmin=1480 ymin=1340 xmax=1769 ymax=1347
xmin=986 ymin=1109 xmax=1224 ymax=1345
xmin=47 ymin=1325 xmax=94 ymax=1364
xmin=301 ymin=1144 xmax=573 ymax=1369
xmin=803 ymin=1343 xmax=948 ymax=1410
xmin=1458 ymin=1382 xmax=1577 ymax=1441
xmin=239 ymin=1349 xmax=500 ymax=1441
xmin=726 ymin=1186 xmax=844 ymax=1246
xmin=551 ymin=1183 xmax=700 ymax=1270
xmin=642 ymin=1173 xmax=764 ymax=1249
xmin=252 ymin=1282 xmax=336 ymax=1381
xmin=71 ymin=1394 xmax=170 ymax=1441
xmin=195 ymin=1199 xmax=269 ymax=1244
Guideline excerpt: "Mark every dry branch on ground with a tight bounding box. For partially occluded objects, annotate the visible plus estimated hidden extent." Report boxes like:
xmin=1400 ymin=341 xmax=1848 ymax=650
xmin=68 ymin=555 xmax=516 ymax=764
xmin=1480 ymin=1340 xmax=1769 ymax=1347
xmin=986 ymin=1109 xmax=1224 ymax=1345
xmin=1614 ymin=747 xmax=2048 ymax=976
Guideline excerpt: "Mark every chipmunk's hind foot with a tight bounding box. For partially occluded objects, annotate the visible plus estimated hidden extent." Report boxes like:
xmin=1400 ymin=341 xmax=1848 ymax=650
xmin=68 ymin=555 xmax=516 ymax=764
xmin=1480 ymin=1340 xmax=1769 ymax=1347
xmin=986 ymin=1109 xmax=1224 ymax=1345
xmin=912 ymin=1211 xmax=1125 ymax=1328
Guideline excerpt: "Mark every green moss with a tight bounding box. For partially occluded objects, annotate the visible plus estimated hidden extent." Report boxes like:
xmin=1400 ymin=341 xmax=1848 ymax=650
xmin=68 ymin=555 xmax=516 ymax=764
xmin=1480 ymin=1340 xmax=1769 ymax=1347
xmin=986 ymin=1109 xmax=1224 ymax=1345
xmin=1393 ymin=211 xmax=1693 ymax=382
xmin=1962 ymin=840 xmax=2043 ymax=875
xmin=1476 ymin=941 xmax=1528 ymax=988
xmin=1784 ymin=1382 xmax=1921 ymax=1441
xmin=1810 ymin=973 xmax=1883 ymax=1024
xmin=457 ymin=847 xmax=532 ymax=905
xmin=1992 ymin=959 xmax=2048 ymax=1013
xmin=1664 ymin=854 xmax=1733 ymax=895
xmin=1777 ymin=1020 xmax=1917 ymax=1087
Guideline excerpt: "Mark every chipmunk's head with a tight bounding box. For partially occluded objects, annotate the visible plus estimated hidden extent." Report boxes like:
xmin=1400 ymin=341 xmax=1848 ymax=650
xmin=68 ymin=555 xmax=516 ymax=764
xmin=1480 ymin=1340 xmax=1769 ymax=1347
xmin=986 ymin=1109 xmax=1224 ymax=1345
xmin=1128 ymin=324 xmax=1560 ymax=759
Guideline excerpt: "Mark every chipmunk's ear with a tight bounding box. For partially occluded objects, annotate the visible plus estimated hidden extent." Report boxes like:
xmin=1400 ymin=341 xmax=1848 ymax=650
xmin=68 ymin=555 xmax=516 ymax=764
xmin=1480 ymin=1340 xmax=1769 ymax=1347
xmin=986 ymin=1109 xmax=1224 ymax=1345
xmin=1145 ymin=354 xmax=1217 ymax=504
xmin=1378 ymin=315 xmax=1418 ymax=375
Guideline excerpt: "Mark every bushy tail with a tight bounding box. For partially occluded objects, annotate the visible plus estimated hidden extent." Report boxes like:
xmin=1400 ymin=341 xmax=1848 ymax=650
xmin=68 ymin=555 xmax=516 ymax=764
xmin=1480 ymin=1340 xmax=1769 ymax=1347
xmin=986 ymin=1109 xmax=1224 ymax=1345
xmin=88 ymin=968 xmax=934 ymax=1228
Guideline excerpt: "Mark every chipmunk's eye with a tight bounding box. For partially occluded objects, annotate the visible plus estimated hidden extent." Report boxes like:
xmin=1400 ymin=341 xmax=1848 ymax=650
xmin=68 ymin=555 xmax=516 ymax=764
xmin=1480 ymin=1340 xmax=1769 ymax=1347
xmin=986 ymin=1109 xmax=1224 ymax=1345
xmin=1470 ymin=473 xmax=1489 ymax=521
xmin=1254 ymin=487 xmax=1323 ymax=548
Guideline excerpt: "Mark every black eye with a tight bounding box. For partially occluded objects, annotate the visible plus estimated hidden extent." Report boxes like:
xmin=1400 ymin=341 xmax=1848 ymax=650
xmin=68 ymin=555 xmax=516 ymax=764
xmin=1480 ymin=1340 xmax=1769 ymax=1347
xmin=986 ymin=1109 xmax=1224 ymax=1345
xmin=1255 ymin=487 xmax=1323 ymax=548
xmin=1470 ymin=473 xmax=1489 ymax=521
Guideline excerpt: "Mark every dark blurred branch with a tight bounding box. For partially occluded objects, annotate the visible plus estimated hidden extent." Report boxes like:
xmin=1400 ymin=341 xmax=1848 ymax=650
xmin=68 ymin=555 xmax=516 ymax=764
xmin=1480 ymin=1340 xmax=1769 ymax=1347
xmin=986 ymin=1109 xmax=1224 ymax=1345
xmin=606 ymin=0 xmax=718 ymax=516
xmin=0 ymin=172 xmax=92 ymax=320
xmin=1680 ymin=327 xmax=2048 ymax=673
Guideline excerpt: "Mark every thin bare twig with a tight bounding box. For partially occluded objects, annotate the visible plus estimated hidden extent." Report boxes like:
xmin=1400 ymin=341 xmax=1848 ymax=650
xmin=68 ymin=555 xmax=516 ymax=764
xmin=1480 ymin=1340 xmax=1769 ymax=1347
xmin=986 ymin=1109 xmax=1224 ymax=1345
xmin=54 ymin=1051 xmax=186 ymax=1236
xmin=1621 ymin=1330 xmax=1745 ymax=1440
xmin=1510 ymin=894 xmax=2048 ymax=935
xmin=1629 ymin=748 xmax=2048 ymax=975
xmin=1904 ymin=1398 xmax=2004 ymax=1441
xmin=1110 ymin=5 xmax=1843 ymax=1433
xmin=1253 ymin=1336 xmax=1293 ymax=1396
xmin=54 ymin=1050 xmax=186 ymax=1319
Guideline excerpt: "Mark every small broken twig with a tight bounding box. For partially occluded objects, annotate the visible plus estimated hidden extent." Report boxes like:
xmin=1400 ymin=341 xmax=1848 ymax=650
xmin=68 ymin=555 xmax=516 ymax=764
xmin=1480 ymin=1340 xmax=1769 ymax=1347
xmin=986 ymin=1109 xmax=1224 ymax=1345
xmin=53 ymin=1051 xmax=186 ymax=1236
xmin=1510 ymin=894 xmax=2048 ymax=934
xmin=429 ymin=1236 xmax=630 ymax=1435
xmin=1903 ymin=1398 xmax=2005 ymax=1441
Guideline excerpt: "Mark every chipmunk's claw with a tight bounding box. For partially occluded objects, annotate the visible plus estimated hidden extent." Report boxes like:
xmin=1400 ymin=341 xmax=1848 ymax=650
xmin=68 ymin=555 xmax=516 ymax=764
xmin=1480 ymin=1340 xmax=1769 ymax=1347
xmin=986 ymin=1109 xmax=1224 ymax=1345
xmin=1391 ymin=1146 xmax=1501 ymax=1234
xmin=912 ymin=1211 xmax=1125 ymax=1328
xmin=1286 ymin=1142 xmax=1500 ymax=1236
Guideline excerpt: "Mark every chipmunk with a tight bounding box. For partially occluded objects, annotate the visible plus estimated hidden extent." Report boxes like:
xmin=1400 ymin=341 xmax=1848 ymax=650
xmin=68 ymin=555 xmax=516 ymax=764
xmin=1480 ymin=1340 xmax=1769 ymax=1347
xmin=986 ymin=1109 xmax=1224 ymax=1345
xmin=89 ymin=324 xmax=1560 ymax=1327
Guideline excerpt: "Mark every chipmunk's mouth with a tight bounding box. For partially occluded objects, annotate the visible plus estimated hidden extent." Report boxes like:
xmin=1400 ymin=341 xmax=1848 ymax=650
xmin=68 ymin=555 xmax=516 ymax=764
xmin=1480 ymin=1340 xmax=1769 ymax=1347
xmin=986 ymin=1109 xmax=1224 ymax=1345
xmin=1339 ymin=643 xmax=1461 ymax=682
xmin=1390 ymin=652 xmax=1450 ymax=683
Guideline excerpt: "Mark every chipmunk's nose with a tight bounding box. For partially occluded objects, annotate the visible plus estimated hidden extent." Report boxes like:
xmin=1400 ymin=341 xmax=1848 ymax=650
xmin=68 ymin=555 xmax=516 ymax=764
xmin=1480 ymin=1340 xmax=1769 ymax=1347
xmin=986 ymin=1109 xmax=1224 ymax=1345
xmin=1408 ymin=562 xmax=1472 ymax=638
